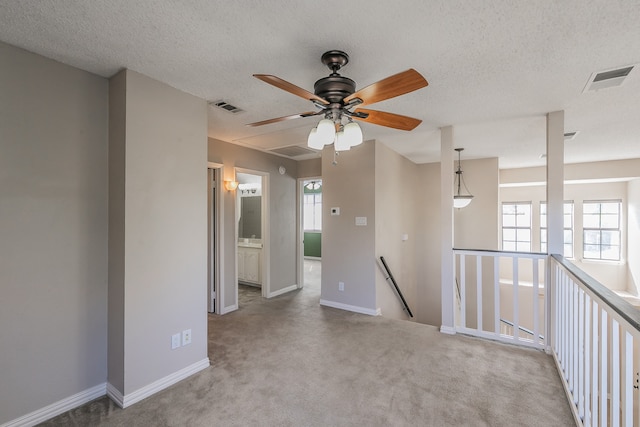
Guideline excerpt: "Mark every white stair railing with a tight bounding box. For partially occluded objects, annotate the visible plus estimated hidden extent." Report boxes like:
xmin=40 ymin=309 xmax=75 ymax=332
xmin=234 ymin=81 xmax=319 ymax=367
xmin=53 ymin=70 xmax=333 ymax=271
xmin=550 ymin=254 xmax=640 ymax=426
xmin=453 ymin=249 xmax=547 ymax=350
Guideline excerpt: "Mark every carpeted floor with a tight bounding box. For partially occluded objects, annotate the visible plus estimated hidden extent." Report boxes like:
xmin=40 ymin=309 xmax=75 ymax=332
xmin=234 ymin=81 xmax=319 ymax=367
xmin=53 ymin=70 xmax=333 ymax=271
xmin=40 ymin=259 xmax=574 ymax=426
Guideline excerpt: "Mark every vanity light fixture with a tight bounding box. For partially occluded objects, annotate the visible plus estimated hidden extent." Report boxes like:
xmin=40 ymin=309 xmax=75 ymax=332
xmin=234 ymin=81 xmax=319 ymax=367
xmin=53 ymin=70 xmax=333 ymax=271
xmin=224 ymin=180 xmax=239 ymax=191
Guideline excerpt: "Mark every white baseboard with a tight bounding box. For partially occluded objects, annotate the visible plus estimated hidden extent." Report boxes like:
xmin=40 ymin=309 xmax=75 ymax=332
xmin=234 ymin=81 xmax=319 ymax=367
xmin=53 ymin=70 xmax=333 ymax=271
xmin=220 ymin=304 xmax=238 ymax=314
xmin=2 ymin=383 xmax=106 ymax=427
xmin=320 ymin=299 xmax=381 ymax=316
xmin=439 ymin=325 xmax=457 ymax=335
xmin=267 ymin=284 xmax=297 ymax=298
xmin=107 ymin=358 xmax=210 ymax=409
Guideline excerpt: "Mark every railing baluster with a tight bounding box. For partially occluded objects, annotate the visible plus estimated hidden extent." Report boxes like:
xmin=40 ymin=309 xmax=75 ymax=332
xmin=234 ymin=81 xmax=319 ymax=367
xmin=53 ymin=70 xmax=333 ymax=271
xmin=533 ymin=258 xmax=539 ymax=346
xmin=460 ymin=254 xmax=466 ymax=329
xmin=578 ymin=288 xmax=585 ymax=419
xmin=612 ymin=319 xmax=620 ymax=426
xmin=601 ymin=310 xmax=608 ymax=427
xmin=476 ymin=255 xmax=482 ymax=332
xmin=584 ymin=293 xmax=591 ymax=426
xmin=494 ymin=256 xmax=500 ymax=336
xmin=513 ymin=257 xmax=519 ymax=342
xmin=591 ymin=301 xmax=599 ymax=427
xmin=622 ymin=330 xmax=632 ymax=426
xmin=573 ymin=279 xmax=578 ymax=400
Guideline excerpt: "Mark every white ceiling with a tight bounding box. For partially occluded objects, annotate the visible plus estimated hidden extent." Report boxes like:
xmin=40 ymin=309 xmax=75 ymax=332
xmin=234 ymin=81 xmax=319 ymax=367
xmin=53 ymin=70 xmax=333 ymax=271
xmin=1 ymin=1 xmax=639 ymax=169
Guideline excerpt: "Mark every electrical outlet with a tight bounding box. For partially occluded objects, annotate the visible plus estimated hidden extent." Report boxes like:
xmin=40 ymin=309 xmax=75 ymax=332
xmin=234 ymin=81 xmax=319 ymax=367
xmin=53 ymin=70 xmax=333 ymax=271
xmin=171 ymin=333 xmax=181 ymax=350
xmin=182 ymin=329 xmax=192 ymax=346
xmin=339 ymin=281 xmax=344 ymax=291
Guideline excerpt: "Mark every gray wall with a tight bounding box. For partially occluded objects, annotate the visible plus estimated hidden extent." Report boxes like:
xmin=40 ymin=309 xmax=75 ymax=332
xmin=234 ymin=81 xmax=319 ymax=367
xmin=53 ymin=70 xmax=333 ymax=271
xmin=416 ymin=162 xmax=442 ymax=326
xmin=321 ymin=141 xmax=377 ymax=311
xmin=208 ymin=138 xmax=299 ymax=308
xmin=298 ymin=157 xmax=322 ymax=178
xmin=0 ymin=42 xmax=109 ymax=423
xmin=108 ymin=70 xmax=208 ymax=395
xmin=375 ymin=142 xmax=419 ymax=320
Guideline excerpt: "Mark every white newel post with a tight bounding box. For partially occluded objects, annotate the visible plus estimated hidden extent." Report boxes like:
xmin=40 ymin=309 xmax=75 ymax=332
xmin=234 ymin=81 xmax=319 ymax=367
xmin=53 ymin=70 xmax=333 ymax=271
xmin=440 ymin=126 xmax=455 ymax=334
xmin=546 ymin=110 xmax=564 ymax=350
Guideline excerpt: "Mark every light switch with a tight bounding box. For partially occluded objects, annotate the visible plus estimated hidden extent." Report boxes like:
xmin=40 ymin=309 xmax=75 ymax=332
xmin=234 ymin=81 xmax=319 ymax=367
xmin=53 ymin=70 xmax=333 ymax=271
xmin=355 ymin=216 xmax=367 ymax=226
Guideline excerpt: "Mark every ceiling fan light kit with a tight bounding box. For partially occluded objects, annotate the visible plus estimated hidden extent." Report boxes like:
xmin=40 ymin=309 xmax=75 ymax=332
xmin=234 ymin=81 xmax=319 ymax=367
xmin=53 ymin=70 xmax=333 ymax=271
xmin=248 ymin=50 xmax=428 ymax=156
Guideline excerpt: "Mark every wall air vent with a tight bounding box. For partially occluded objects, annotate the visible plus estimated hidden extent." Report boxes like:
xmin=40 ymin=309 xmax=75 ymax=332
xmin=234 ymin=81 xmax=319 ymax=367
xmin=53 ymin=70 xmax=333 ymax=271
xmin=209 ymin=100 xmax=244 ymax=114
xmin=583 ymin=65 xmax=634 ymax=93
xmin=564 ymin=131 xmax=578 ymax=140
xmin=269 ymin=145 xmax=318 ymax=158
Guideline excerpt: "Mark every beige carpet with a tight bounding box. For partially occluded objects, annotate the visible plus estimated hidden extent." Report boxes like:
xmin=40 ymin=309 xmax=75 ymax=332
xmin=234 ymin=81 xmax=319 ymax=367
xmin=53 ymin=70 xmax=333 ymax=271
xmin=40 ymin=264 xmax=574 ymax=426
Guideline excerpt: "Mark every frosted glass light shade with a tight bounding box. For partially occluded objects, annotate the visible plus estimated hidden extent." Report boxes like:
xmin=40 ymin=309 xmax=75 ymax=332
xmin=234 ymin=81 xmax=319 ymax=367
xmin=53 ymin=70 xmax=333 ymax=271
xmin=453 ymin=195 xmax=474 ymax=208
xmin=307 ymin=127 xmax=324 ymax=150
xmin=334 ymin=131 xmax=351 ymax=151
xmin=316 ymin=119 xmax=336 ymax=146
xmin=343 ymin=122 xmax=363 ymax=147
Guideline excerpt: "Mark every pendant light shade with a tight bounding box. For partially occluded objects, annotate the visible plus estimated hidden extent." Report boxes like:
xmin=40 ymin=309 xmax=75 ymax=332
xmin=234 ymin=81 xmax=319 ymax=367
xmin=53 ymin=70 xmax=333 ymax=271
xmin=334 ymin=130 xmax=350 ymax=151
xmin=307 ymin=127 xmax=324 ymax=150
xmin=454 ymin=148 xmax=474 ymax=208
xmin=343 ymin=121 xmax=363 ymax=147
xmin=316 ymin=119 xmax=336 ymax=146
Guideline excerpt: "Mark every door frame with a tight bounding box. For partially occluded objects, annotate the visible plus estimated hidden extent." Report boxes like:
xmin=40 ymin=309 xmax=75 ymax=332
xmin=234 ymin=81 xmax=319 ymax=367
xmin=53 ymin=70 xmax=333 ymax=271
xmin=207 ymin=162 xmax=224 ymax=314
xmin=235 ymin=167 xmax=270 ymax=299
xmin=297 ymin=176 xmax=322 ymax=290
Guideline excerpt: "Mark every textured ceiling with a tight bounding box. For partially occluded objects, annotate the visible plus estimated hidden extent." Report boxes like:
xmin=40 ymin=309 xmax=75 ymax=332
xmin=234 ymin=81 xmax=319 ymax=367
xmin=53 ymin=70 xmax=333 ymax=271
xmin=1 ymin=0 xmax=639 ymax=168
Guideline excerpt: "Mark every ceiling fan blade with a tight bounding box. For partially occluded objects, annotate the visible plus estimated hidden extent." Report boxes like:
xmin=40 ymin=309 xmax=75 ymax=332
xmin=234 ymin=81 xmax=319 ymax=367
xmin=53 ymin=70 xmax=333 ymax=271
xmin=344 ymin=69 xmax=428 ymax=106
xmin=246 ymin=111 xmax=321 ymax=127
xmin=254 ymin=74 xmax=329 ymax=105
xmin=352 ymin=108 xmax=422 ymax=131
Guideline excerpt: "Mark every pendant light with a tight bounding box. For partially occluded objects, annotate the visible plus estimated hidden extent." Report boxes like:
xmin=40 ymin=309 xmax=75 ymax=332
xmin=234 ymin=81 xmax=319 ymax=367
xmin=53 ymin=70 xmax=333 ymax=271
xmin=453 ymin=148 xmax=474 ymax=208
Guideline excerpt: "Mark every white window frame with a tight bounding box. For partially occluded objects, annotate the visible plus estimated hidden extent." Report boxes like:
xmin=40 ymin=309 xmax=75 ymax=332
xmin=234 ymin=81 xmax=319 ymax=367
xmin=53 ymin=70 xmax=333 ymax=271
xmin=582 ymin=200 xmax=621 ymax=261
xmin=501 ymin=202 xmax=532 ymax=252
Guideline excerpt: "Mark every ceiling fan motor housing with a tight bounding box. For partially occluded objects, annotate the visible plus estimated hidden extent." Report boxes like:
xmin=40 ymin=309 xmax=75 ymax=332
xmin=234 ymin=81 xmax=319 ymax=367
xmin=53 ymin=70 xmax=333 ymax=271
xmin=314 ymin=75 xmax=356 ymax=104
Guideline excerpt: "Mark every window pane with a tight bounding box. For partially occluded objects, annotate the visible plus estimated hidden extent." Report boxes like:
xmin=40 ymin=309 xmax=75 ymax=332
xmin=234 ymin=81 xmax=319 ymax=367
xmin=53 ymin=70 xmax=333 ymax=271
xmin=503 ymin=229 xmax=516 ymax=241
xmin=502 ymin=204 xmax=516 ymax=214
xmin=563 ymin=244 xmax=573 ymax=258
xmin=583 ymin=214 xmax=600 ymax=228
xmin=564 ymin=230 xmax=573 ymax=244
xmin=516 ymin=242 xmax=531 ymax=252
xmin=583 ymin=245 xmax=600 ymax=259
xmin=517 ymin=206 xmax=531 ymax=227
xmin=601 ymin=203 xmax=619 ymax=214
xmin=601 ymin=214 xmax=619 ymax=229
xmin=583 ymin=203 xmax=600 ymax=214
xmin=517 ymin=229 xmax=531 ymax=242
xmin=564 ymin=203 xmax=573 ymax=214
xmin=540 ymin=229 xmax=547 ymax=243
xmin=541 ymin=242 xmax=547 ymax=253
xmin=563 ymin=214 xmax=572 ymax=228
xmin=540 ymin=214 xmax=547 ymax=229
xmin=540 ymin=203 xmax=547 ymax=215
xmin=503 ymin=241 xmax=516 ymax=251
xmin=503 ymin=215 xmax=516 ymax=227
xmin=601 ymin=230 xmax=620 ymax=245
xmin=584 ymin=230 xmax=600 ymax=245
xmin=601 ymin=245 xmax=620 ymax=260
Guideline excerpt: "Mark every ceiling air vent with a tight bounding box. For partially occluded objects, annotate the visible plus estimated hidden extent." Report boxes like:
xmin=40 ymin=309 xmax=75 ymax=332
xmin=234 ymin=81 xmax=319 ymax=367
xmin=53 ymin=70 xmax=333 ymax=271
xmin=209 ymin=100 xmax=244 ymax=114
xmin=270 ymin=146 xmax=318 ymax=158
xmin=583 ymin=65 xmax=634 ymax=92
xmin=564 ymin=131 xmax=578 ymax=140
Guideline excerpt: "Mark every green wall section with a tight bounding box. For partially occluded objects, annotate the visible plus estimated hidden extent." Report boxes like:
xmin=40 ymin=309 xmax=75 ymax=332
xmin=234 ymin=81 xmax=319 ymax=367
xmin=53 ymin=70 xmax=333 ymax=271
xmin=304 ymin=232 xmax=321 ymax=258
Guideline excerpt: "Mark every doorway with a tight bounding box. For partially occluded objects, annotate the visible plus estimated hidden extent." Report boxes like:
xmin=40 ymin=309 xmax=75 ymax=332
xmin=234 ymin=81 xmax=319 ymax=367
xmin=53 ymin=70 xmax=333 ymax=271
xmin=235 ymin=169 xmax=269 ymax=303
xmin=299 ymin=178 xmax=322 ymax=293
xmin=207 ymin=164 xmax=223 ymax=314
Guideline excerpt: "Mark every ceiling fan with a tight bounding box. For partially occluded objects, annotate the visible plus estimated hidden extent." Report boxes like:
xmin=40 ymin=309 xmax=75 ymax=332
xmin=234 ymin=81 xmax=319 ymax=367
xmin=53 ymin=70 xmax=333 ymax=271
xmin=247 ymin=50 xmax=428 ymax=150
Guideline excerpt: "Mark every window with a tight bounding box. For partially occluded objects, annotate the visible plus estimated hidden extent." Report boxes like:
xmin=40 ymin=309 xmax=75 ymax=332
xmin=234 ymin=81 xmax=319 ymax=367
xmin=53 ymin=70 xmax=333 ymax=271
xmin=583 ymin=200 xmax=621 ymax=261
xmin=303 ymin=181 xmax=322 ymax=231
xmin=540 ymin=202 xmax=574 ymax=257
xmin=502 ymin=202 xmax=532 ymax=252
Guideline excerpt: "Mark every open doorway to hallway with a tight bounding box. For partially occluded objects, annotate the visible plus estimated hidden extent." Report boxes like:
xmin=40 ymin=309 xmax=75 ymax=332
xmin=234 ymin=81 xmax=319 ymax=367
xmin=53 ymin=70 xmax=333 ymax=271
xmin=301 ymin=179 xmax=322 ymax=294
